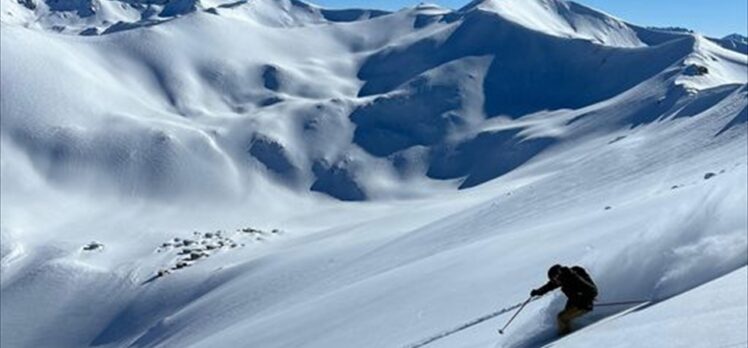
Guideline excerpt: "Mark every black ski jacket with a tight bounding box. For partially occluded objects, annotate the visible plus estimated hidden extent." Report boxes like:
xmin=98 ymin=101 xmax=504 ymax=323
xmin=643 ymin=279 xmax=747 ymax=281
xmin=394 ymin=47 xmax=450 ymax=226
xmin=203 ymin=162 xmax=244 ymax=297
xmin=533 ymin=266 xmax=598 ymax=310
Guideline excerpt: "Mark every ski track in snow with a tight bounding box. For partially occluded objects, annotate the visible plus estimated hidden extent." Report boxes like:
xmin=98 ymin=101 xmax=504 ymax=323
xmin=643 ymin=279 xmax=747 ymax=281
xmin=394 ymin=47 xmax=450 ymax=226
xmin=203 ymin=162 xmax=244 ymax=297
xmin=405 ymin=298 xmax=540 ymax=348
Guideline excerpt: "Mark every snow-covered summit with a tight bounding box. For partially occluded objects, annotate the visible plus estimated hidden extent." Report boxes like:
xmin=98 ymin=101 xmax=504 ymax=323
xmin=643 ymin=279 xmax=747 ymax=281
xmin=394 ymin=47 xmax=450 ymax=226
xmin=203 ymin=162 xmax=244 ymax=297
xmin=714 ymin=33 xmax=748 ymax=54
xmin=723 ymin=33 xmax=748 ymax=43
xmin=227 ymin=0 xmax=389 ymax=27
xmin=0 ymin=0 xmax=389 ymax=34
xmin=458 ymin=0 xmax=643 ymax=47
xmin=1 ymin=0 xmax=210 ymax=34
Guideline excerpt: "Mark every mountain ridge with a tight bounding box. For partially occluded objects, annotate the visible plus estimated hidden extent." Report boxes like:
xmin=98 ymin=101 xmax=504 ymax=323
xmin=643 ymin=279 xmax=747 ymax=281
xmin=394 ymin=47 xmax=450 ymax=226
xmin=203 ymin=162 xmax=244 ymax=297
xmin=1 ymin=0 xmax=746 ymax=201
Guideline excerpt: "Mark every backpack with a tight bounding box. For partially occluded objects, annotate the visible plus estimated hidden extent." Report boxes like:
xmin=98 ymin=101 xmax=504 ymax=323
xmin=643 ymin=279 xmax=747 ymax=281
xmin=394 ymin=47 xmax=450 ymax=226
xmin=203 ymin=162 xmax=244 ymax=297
xmin=571 ymin=266 xmax=598 ymax=299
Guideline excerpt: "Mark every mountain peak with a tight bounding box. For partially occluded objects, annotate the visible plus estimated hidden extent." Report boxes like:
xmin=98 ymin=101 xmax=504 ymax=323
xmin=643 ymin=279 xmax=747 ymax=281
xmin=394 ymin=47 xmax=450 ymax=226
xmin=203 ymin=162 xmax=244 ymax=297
xmin=722 ymin=33 xmax=748 ymax=43
xmin=459 ymin=0 xmax=643 ymax=47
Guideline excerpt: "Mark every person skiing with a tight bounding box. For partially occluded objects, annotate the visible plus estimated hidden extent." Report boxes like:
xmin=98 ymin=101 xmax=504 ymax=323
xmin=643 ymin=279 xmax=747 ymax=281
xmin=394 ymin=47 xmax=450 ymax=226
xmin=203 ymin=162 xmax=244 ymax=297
xmin=530 ymin=264 xmax=598 ymax=335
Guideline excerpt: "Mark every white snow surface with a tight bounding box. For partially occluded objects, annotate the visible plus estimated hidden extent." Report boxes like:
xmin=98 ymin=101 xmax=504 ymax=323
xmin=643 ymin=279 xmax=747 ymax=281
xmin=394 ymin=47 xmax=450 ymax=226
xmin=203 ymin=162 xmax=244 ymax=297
xmin=460 ymin=0 xmax=643 ymax=47
xmin=1 ymin=0 xmax=747 ymax=347
xmin=549 ymin=267 xmax=748 ymax=348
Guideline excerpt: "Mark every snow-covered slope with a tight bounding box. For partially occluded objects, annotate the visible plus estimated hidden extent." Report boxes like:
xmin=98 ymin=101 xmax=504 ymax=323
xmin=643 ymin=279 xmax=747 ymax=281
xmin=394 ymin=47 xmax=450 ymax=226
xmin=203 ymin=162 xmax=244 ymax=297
xmin=3 ymin=0 xmax=745 ymax=200
xmin=0 ymin=0 xmax=389 ymax=34
xmin=1 ymin=0 xmax=747 ymax=347
xmin=713 ymin=33 xmax=748 ymax=54
xmin=549 ymin=267 xmax=748 ymax=348
xmin=459 ymin=0 xmax=644 ymax=47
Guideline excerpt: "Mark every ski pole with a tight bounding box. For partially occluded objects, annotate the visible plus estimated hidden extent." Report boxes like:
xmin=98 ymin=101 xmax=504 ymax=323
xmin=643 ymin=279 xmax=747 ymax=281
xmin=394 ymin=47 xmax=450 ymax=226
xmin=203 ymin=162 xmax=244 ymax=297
xmin=498 ymin=296 xmax=533 ymax=335
xmin=595 ymin=300 xmax=649 ymax=307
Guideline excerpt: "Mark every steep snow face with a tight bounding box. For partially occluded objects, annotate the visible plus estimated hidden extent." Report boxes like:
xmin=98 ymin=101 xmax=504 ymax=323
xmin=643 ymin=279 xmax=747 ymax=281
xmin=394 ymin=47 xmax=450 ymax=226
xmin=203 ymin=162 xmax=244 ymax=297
xmin=1 ymin=0 xmax=746 ymax=201
xmin=677 ymin=36 xmax=748 ymax=90
xmin=3 ymin=93 xmax=745 ymax=348
xmin=429 ymin=263 xmax=748 ymax=348
xmin=460 ymin=0 xmax=644 ymax=47
xmin=549 ymin=267 xmax=748 ymax=348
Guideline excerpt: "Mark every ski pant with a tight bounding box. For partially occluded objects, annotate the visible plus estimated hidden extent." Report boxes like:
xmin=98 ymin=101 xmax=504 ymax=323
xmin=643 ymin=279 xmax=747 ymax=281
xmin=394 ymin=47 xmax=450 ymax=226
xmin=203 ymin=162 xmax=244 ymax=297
xmin=557 ymin=305 xmax=590 ymax=335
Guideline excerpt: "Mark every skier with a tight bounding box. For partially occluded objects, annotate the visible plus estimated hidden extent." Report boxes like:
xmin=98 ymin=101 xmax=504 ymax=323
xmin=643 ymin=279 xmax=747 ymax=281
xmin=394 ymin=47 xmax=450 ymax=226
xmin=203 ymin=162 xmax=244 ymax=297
xmin=530 ymin=264 xmax=598 ymax=335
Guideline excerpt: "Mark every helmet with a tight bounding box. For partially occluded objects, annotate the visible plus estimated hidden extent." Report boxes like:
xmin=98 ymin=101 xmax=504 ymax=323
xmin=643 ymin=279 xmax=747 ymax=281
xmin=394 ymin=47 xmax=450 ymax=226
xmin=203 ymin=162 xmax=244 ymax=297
xmin=547 ymin=264 xmax=562 ymax=279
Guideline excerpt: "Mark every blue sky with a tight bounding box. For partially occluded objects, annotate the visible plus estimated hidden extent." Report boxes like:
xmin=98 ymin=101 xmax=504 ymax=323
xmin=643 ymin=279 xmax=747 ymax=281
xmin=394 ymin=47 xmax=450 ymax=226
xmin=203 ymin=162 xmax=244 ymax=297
xmin=312 ymin=0 xmax=748 ymax=38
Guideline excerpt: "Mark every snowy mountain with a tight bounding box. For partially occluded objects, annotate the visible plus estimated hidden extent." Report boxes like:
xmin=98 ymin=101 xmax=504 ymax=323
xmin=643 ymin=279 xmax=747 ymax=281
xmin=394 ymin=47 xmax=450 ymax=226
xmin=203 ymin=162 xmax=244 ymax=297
xmin=1 ymin=0 xmax=746 ymax=347
xmin=0 ymin=0 xmax=390 ymax=34
xmin=457 ymin=0 xmax=643 ymax=47
xmin=714 ymin=33 xmax=748 ymax=54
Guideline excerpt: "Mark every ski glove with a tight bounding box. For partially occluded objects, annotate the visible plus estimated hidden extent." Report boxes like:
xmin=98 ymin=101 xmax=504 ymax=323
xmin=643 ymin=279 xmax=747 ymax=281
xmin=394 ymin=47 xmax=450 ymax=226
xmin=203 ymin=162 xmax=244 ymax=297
xmin=530 ymin=289 xmax=540 ymax=297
